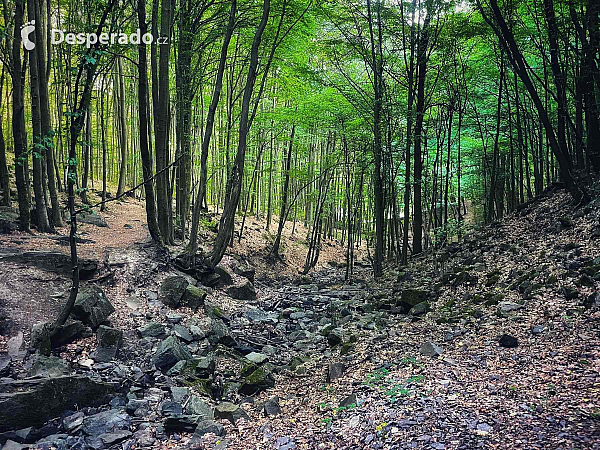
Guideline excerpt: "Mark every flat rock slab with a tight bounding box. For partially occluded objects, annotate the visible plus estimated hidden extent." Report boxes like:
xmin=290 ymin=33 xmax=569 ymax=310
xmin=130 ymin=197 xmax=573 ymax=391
xmin=0 ymin=376 xmax=114 ymax=432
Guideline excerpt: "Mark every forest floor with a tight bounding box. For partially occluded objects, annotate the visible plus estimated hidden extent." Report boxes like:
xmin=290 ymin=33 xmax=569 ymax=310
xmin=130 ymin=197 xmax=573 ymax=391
xmin=0 ymin=183 xmax=599 ymax=450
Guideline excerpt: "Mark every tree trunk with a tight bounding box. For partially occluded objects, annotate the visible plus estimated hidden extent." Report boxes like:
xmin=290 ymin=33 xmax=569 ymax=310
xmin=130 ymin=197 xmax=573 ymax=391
xmin=209 ymin=0 xmax=270 ymax=268
xmin=116 ymin=56 xmax=127 ymax=197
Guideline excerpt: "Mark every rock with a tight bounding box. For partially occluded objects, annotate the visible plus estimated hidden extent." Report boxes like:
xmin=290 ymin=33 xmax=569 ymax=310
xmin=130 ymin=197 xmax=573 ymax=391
xmin=173 ymin=325 xmax=194 ymax=343
xmin=126 ymin=399 xmax=149 ymax=415
xmin=182 ymin=285 xmax=208 ymax=310
xmin=189 ymin=325 xmax=205 ymax=341
xmin=62 ymin=411 xmax=85 ymax=432
xmin=161 ymin=401 xmax=183 ymax=416
xmin=409 ymin=301 xmax=429 ymax=316
xmin=245 ymin=352 xmax=268 ymax=364
xmin=164 ymin=415 xmax=202 ymax=432
xmin=166 ymin=312 xmax=184 ymax=324
xmin=215 ymin=402 xmax=250 ymax=424
xmin=263 ymin=397 xmax=281 ymax=416
xmin=227 ymin=280 xmax=257 ymax=301
xmin=327 ymin=328 xmax=343 ymax=347
xmin=125 ymin=295 xmax=142 ymax=310
xmin=0 ymin=356 xmax=11 ymax=377
xmin=400 ymin=289 xmax=430 ymax=306
xmin=532 ymin=325 xmax=545 ymax=335
xmin=138 ymin=322 xmax=166 ymax=338
xmin=327 ymin=362 xmax=345 ymax=382
xmin=28 ymin=355 xmax=69 ymax=378
xmin=290 ymin=311 xmax=307 ymax=320
xmin=209 ymin=319 xmax=236 ymax=347
xmin=72 ymin=286 xmax=115 ymax=330
xmin=152 ymin=336 xmax=192 ymax=372
xmin=215 ymin=265 xmax=234 ymax=285
xmin=199 ymin=272 xmax=221 ymax=288
xmin=240 ymin=366 xmax=275 ymax=395
xmin=100 ymin=430 xmax=132 ymax=446
xmin=171 ymin=387 xmax=190 ymax=403
xmin=234 ymin=262 xmax=255 ymax=283
xmin=498 ymin=334 xmax=519 ymax=348
xmin=2 ymin=440 xmax=28 ymax=450
xmin=497 ymin=301 xmax=523 ymax=316
xmin=160 ymin=276 xmax=190 ymax=309
xmin=420 ymin=342 xmax=443 ymax=357
xmin=244 ymin=308 xmax=278 ymax=324
xmin=72 ymin=212 xmax=108 ymax=227
xmin=50 ymin=321 xmax=89 ymax=348
xmin=451 ymin=272 xmax=478 ymax=287
xmin=204 ymin=300 xmax=229 ymax=321
xmin=92 ymin=325 xmax=123 ymax=362
xmin=192 ymin=420 xmax=225 ymax=438
xmin=339 ymin=393 xmax=357 ymax=408
xmin=185 ymin=396 xmax=213 ymax=420
xmin=82 ymin=409 xmax=131 ymax=437
xmin=29 ymin=323 xmax=51 ymax=356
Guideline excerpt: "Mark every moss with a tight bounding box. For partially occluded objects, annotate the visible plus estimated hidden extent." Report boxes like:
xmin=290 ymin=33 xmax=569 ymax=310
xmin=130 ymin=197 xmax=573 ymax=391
xmin=340 ymin=342 xmax=354 ymax=355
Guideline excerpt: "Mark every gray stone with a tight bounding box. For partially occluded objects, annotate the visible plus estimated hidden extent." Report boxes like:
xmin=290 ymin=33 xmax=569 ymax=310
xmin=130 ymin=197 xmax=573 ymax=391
xmin=82 ymin=409 xmax=131 ymax=437
xmin=409 ymin=301 xmax=429 ymax=316
xmin=50 ymin=321 xmax=89 ymax=348
xmin=72 ymin=287 xmax=115 ymax=330
xmin=245 ymin=352 xmax=268 ymax=364
xmin=170 ymin=387 xmax=190 ymax=403
xmin=164 ymin=415 xmax=201 ymax=432
xmin=192 ymin=420 xmax=225 ymax=438
xmin=28 ymin=355 xmax=69 ymax=378
xmin=166 ymin=312 xmax=184 ymax=324
xmin=152 ymin=336 xmax=192 ymax=372
xmin=185 ymin=396 xmax=214 ymax=420
xmin=497 ymin=301 xmax=523 ymax=314
xmin=234 ymin=262 xmax=255 ymax=283
xmin=29 ymin=323 xmax=51 ymax=356
xmin=327 ymin=329 xmax=343 ymax=347
xmin=182 ymin=285 xmax=208 ymax=310
xmin=498 ymin=334 xmax=519 ymax=348
xmin=159 ymin=276 xmax=189 ymax=308
xmin=203 ymin=300 xmax=229 ymax=321
xmin=214 ymin=402 xmax=250 ymax=424
xmin=227 ymin=280 xmax=256 ymax=301
xmin=263 ymin=397 xmax=281 ymax=416
xmin=62 ymin=412 xmax=85 ymax=432
xmin=161 ymin=401 xmax=183 ymax=416
xmin=215 ymin=265 xmax=234 ymax=285
xmin=240 ymin=366 xmax=275 ymax=395
xmin=244 ymin=308 xmax=278 ymax=324
xmin=189 ymin=325 xmax=205 ymax=341
xmin=126 ymin=399 xmax=149 ymax=415
xmin=92 ymin=326 xmax=123 ymax=362
xmin=173 ymin=325 xmax=193 ymax=343
xmin=420 ymin=342 xmax=443 ymax=357
xmin=137 ymin=322 xmax=166 ymax=338
xmin=209 ymin=319 xmax=236 ymax=347
xmin=327 ymin=362 xmax=345 ymax=382
xmin=100 ymin=430 xmax=132 ymax=446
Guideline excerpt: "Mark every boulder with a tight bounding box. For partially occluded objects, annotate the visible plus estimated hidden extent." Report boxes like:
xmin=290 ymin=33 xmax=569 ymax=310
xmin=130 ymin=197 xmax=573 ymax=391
xmin=28 ymin=355 xmax=69 ymax=378
xmin=152 ymin=336 xmax=192 ymax=372
xmin=91 ymin=326 xmax=123 ymax=362
xmin=50 ymin=321 xmax=90 ymax=348
xmin=420 ymin=341 xmax=443 ymax=357
xmin=327 ymin=362 xmax=345 ymax=382
xmin=214 ymin=402 xmax=250 ymax=425
xmin=137 ymin=322 xmax=166 ymax=339
xmin=209 ymin=319 xmax=236 ymax=347
xmin=245 ymin=352 xmax=268 ymax=365
xmin=164 ymin=415 xmax=202 ymax=432
xmin=185 ymin=396 xmax=213 ymax=420
xmin=339 ymin=393 xmax=357 ymax=408
xmin=72 ymin=287 xmax=115 ymax=330
xmin=181 ymin=285 xmax=208 ymax=310
xmin=244 ymin=308 xmax=278 ymax=324
xmin=173 ymin=325 xmax=193 ymax=343
xmin=191 ymin=420 xmax=225 ymax=439
xmin=227 ymin=280 xmax=256 ymax=301
xmin=82 ymin=409 xmax=130 ymax=437
xmin=215 ymin=265 xmax=234 ymax=285
xmin=159 ymin=276 xmax=189 ymax=308
xmin=327 ymin=329 xmax=343 ymax=347
xmin=203 ymin=300 xmax=230 ymax=321
xmin=234 ymin=262 xmax=255 ymax=283
xmin=240 ymin=366 xmax=275 ymax=395
xmin=29 ymin=322 xmax=51 ymax=356
xmin=0 ymin=376 xmax=114 ymax=432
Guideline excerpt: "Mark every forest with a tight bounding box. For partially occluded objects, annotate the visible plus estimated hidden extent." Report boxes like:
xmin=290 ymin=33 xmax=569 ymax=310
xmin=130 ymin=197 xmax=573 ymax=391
xmin=0 ymin=0 xmax=599 ymax=448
